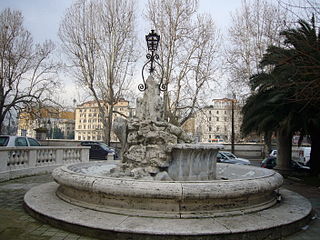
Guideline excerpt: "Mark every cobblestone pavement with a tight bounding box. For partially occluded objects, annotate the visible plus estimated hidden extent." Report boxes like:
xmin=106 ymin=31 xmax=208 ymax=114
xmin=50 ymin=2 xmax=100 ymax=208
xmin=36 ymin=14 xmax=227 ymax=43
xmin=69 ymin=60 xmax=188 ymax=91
xmin=0 ymin=173 xmax=319 ymax=240
xmin=0 ymin=174 xmax=98 ymax=240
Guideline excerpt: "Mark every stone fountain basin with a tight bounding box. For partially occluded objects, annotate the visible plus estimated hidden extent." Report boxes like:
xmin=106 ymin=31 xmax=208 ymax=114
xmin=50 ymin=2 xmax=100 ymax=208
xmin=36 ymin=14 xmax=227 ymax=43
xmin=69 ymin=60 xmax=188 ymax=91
xmin=52 ymin=162 xmax=283 ymax=219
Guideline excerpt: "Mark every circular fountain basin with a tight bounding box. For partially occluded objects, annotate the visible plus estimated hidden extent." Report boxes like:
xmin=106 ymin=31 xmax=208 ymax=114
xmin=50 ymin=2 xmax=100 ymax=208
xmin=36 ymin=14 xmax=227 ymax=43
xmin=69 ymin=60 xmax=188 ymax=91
xmin=52 ymin=162 xmax=283 ymax=218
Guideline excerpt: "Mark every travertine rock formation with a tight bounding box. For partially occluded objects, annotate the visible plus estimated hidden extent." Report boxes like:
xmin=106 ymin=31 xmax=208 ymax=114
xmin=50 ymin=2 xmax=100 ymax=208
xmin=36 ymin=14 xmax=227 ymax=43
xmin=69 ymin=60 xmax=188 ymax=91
xmin=120 ymin=119 xmax=193 ymax=178
xmin=112 ymin=75 xmax=193 ymax=179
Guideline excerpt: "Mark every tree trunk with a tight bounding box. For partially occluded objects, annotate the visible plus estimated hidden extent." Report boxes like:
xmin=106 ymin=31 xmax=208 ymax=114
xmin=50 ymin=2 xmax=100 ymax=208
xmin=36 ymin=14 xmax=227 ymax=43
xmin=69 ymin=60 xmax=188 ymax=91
xmin=309 ymin=125 xmax=320 ymax=176
xmin=163 ymin=91 xmax=169 ymax=122
xmin=0 ymin=119 xmax=4 ymax=134
xmin=106 ymin=104 xmax=113 ymax=146
xmin=276 ymin=127 xmax=292 ymax=171
xmin=231 ymin=99 xmax=235 ymax=154
xmin=263 ymin=131 xmax=272 ymax=158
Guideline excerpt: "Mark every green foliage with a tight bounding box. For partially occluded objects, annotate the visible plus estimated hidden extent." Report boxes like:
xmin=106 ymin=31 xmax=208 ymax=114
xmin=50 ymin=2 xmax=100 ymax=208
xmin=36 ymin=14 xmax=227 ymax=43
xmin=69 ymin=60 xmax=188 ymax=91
xmin=67 ymin=132 xmax=74 ymax=140
xmin=242 ymin=17 xmax=320 ymax=174
xmin=52 ymin=127 xmax=64 ymax=139
xmin=242 ymin=17 xmax=320 ymax=137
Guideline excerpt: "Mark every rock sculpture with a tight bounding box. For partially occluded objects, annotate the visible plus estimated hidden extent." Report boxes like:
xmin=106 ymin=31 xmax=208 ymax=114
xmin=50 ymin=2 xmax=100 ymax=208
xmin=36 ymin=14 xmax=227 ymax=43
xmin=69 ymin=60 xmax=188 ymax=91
xmin=112 ymin=75 xmax=193 ymax=179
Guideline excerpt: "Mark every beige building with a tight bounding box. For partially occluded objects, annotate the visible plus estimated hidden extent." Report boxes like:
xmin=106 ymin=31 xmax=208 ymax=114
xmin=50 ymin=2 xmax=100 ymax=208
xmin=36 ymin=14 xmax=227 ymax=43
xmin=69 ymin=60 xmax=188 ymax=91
xmin=193 ymin=98 xmax=242 ymax=143
xmin=57 ymin=119 xmax=75 ymax=139
xmin=75 ymin=99 xmax=130 ymax=142
xmin=17 ymin=108 xmax=75 ymax=139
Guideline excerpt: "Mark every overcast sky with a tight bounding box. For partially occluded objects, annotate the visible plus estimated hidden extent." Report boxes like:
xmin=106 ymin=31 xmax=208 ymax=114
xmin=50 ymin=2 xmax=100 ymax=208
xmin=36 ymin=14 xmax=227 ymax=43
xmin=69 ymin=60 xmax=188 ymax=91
xmin=0 ymin=0 xmax=244 ymax=105
xmin=0 ymin=0 xmax=243 ymax=43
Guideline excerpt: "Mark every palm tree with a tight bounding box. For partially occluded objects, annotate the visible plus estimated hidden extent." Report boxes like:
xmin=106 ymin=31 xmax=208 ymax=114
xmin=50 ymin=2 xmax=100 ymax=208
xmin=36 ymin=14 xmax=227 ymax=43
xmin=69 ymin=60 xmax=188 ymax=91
xmin=242 ymin=17 xmax=320 ymax=174
xmin=242 ymin=73 xmax=302 ymax=170
xmin=279 ymin=17 xmax=320 ymax=175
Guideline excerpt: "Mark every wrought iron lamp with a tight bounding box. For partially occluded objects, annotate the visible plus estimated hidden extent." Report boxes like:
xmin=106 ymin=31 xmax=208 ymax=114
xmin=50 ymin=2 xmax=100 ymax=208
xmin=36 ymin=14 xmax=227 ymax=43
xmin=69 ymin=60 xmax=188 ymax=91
xmin=139 ymin=30 xmax=166 ymax=91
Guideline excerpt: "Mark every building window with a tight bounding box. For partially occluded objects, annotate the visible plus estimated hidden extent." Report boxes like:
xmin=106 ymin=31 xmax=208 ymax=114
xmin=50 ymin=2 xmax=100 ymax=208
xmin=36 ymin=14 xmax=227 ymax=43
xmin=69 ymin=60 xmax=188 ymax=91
xmin=78 ymin=136 xmax=81 ymax=140
xmin=209 ymin=134 xmax=211 ymax=139
xmin=209 ymin=110 xmax=211 ymax=115
xmin=208 ymin=126 xmax=212 ymax=131
xmin=209 ymin=117 xmax=211 ymax=121
xmin=217 ymin=111 xmax=219 ymax=114
xmin=224 ymin=117 xmax=227 ymax=121
xmin=216 ymin=117 xmax=219 ymax=121
xmin=217 ymin=126 xmax=220 ymax=131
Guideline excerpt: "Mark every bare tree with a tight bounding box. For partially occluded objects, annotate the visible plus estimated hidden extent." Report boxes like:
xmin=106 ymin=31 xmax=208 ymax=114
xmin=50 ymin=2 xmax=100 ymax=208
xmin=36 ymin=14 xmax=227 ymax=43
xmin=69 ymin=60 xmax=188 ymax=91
xmin=146 ymin=0 xmax=221 ymax=126
xmin=0 ymin=8 xmax=60 ymax=134
xmin=59 ymin=0 xmax=137 ymax=144
xmin=277 ymin=0 xmax=320 ymax=24
xmin=225 ymin=0 xmax=290 ymax=99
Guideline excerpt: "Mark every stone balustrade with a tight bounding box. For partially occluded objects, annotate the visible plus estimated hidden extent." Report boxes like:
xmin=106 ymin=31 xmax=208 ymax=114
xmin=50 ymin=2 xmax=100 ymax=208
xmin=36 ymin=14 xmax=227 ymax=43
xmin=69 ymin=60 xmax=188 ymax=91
xmin=0 ymin=146 xmax=89 ymax=182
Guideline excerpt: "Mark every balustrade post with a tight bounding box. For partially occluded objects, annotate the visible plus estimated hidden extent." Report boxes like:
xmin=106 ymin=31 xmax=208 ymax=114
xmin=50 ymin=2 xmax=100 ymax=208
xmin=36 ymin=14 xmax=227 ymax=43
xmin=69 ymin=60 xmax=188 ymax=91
xmin=0 ymin=151 xmax=9 ymax=172
xmin=81 ymin=148 xmax=90 ymax=163
xmin=56 ymin=149 xmax=63 ymax=165
xmin=29 ymin=149 xmax=37 ymax=168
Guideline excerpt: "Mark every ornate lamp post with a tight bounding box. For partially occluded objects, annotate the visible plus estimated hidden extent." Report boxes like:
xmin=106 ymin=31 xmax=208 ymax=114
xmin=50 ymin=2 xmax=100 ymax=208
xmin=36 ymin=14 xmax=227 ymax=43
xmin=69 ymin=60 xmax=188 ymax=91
xmin=139 ymin=30 xmax=166 ymax=91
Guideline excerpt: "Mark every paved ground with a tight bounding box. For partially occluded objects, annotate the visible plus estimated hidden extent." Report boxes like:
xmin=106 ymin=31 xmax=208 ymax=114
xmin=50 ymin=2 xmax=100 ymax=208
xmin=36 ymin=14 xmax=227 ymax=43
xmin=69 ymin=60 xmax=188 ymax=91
xmin=0 ymin=170 xmax=319 ymax=240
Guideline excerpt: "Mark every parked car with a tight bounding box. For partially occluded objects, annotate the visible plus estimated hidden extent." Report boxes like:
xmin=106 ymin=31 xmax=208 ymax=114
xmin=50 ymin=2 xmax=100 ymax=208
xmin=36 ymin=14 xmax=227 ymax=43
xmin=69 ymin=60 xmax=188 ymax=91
xmin=217 ymin=151 xmax=251 ymax=165
xmin=0 ymin=135 xmax=41 ymax=147
xmin=260 ymin=156 xmax=310 ymax=170
xmin=80 ymin=141 xmax=118 ymax=160
xmin=209 ymin=138 xmax=224 ymax=143
xmin=269 ymin=150 xmax=277 ymax=158
xmin=296 ymin=147 xmax=311 ymax=166
xmin=261 ymin=156 xmax=277 ymax=169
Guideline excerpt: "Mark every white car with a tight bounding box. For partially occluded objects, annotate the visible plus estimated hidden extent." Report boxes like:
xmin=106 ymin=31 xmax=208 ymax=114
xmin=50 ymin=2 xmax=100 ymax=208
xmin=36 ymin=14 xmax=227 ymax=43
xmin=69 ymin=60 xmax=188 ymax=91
xmin=217 ymin=151 xmax=251 ymax=165
xmin=297 ymin=147 xmax=311 ymax=166
xmin=0 ymin=135 xmax=41 ymax=147
xmin=269 ymin=150 xmax=277 ymax=158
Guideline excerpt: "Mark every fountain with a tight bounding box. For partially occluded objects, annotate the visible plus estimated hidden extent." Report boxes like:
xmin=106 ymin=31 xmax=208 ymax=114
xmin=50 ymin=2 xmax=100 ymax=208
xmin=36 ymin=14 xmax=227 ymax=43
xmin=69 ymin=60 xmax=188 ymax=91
xmin=24 ymin=31 xmax=313 ymax=240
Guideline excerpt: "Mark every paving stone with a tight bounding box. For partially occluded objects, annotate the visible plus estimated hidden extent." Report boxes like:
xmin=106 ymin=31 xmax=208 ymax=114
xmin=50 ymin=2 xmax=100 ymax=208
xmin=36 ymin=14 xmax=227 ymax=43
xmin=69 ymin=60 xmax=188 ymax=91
xmin=65 ymin=236 xmax=80 ymax=240
xmin=49 ymin=236 xmax=66 ymax=240
xmin=55 ymin=232 xmax=68 ymax=237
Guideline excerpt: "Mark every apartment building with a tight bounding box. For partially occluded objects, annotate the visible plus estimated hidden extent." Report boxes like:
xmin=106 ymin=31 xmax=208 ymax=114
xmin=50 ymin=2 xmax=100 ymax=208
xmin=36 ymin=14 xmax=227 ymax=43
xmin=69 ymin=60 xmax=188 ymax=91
xmin=17 ymin=107 xmax=75 ymax=139
xmin=193 ymin=98 xmax=242 ymax=143
xmin=75 ymin=99 xmax=130 ymax=141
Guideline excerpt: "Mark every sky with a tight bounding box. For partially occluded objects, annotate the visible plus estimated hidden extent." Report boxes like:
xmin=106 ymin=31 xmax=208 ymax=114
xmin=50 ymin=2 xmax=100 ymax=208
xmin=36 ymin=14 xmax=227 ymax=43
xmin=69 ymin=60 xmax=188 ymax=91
xmin=0 ymin=0 xmax=244 ymax=106
xmin=0 ymin=0 xmax=243 ymax=43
